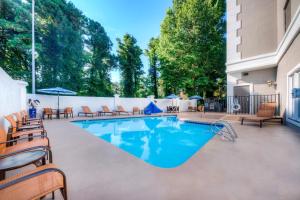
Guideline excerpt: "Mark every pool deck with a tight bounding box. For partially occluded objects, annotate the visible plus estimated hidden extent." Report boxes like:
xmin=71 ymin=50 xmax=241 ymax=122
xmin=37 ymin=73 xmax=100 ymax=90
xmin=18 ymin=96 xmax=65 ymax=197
xmin=21 ymin=113 xmax=300 ymax=199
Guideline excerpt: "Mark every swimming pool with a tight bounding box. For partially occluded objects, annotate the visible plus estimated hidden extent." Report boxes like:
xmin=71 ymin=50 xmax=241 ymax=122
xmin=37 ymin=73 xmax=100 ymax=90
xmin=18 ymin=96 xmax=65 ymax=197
xmin=72 ymin=116 xmax=216 ymax=168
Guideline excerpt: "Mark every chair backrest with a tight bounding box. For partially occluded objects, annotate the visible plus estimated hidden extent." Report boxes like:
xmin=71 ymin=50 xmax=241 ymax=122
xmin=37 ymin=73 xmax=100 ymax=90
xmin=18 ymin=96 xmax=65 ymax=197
xmin=13 ymin=112 xmax=23 ymax=126
xmin=257 ymin=103 xmax=276 ymax=117
xmin=102 ymin=106 xmax=110 ymax=112
xmin=21 ymin=110 xmax=28 ymax=123
xmin=4 ymin=115 xmax=17 ymax=133
xmin=82 ymin=106 xmax=92 ymax=113
xmin=44 ymin=108 xmax=53 ymax=115
xmin=198 ymin=105 xmax=204 ymax=112
xmin=133 ymin=107 xmax=140 ymax=112
xmin=117 ymin=106 xmax=125 ymax=112
xmin=0 ymin=126 xmax=7 ymax=152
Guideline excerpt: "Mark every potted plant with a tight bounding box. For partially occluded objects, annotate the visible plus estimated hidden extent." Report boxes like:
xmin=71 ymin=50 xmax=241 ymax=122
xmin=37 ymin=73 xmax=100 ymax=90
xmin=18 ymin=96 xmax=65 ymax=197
xmin=28 ymin=99 xmax=40 ymax=118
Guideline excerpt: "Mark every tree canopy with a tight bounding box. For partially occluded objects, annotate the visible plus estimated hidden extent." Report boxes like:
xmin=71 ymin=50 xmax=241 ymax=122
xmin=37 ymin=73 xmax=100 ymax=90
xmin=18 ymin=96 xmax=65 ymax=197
xmin=1 ymin=0 xmax=226 ymax=98
xmin=117 ymin=34 xmax=143 ymax=97
xmin=156 ymin=0 xmax=226 ymax=97
xmin=0 ymin=0 xmax=115 ymax=96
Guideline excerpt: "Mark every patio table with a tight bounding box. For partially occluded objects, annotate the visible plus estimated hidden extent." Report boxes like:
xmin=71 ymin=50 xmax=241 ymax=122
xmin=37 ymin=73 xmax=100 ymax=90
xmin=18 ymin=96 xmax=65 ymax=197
xmin=0 ymin=150 xmax=47 ymax=180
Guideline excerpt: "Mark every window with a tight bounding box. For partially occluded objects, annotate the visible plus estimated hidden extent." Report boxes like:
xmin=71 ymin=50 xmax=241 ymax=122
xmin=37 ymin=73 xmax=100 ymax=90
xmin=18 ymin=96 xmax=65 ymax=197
xmin=288 ymin=70 xmax=300 ymax=124
xmin=284 ymin=0 xmax=291 ymax=31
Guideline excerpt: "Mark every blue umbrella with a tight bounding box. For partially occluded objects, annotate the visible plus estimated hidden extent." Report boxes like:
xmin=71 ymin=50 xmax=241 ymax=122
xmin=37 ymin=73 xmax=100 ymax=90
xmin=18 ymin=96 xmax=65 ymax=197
xmin=37 ymin=87 xmax=77 ymax=110
xmin=165 ymin=94 xmax=179 ymax=99
xmin=189 ymin=95 xmax=203 ymax=100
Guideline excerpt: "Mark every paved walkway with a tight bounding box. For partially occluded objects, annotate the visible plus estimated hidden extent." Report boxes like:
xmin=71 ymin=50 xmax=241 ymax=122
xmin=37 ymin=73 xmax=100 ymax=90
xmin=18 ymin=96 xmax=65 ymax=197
xmin=39 ymin=113 xmax=300 ymax=199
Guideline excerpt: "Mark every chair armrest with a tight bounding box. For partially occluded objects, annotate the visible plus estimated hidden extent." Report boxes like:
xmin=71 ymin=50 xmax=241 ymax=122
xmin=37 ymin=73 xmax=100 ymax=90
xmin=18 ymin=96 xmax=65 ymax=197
xmin=0 ymin=134 xmax=49 ymax=145
xmin=0 ymin=167 xmax=66 ymax=191
xmin=0 ymin=146 xmax=50 ymax=159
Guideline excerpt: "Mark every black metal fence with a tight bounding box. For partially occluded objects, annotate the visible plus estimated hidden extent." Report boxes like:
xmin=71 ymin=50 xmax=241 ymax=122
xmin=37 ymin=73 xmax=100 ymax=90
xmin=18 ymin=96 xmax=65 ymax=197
xmin=204 ymin=94 xmax=280 ymax=116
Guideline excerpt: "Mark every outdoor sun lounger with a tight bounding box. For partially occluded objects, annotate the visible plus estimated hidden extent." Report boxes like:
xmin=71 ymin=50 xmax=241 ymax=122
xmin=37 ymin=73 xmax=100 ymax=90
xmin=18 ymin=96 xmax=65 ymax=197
xmin=0 ymin=127 xmax=51 ymax=160
xmin=240 ymin=103 xmax=277 ymax=128
xmin=20 ymin=110 xmax=42 ymax=124
xmin=6 ymin=114 xmax=42 ymax=131
xmin=78 ymin=106 xmax=97 ymax=117
xmin=4 ymin=115 xmax=46 ymax=140
xmin=101 ymin=106 xmax=114 ymax=116
xmin=14 ymin=112 xmax=42 ymax=128
xmin=116 ymin=106 xmax=130 ymax=115
xmin=0 ymin=164 xmax=67 ymax=200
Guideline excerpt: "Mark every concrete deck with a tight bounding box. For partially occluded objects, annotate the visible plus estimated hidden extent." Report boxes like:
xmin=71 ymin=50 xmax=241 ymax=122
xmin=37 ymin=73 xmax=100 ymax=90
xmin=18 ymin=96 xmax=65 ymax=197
xmin=20 ymin=113 xmax=300 ymax=199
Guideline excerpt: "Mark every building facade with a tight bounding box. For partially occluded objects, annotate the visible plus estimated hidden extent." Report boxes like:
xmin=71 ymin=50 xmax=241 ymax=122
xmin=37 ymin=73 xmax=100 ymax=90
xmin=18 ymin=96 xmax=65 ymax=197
xmin=226 ymin=0 xmax=300 ymax=127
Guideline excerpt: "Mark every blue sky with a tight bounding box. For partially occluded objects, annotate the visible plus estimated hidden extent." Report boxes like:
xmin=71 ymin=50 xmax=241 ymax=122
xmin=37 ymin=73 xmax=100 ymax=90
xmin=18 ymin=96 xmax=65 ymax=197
xmin=70 ymin=0 xmax=173 ymax=82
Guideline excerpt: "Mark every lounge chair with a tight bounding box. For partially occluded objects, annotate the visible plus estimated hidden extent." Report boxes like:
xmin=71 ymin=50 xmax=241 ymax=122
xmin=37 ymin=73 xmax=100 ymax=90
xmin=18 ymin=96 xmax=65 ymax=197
xmin=132 ymin=107 xmax=141 ymax=115
xmin=4 ymin=115 xmax=46 ymax=140
xmin=0 ymin=127 xmax=51 ymax=161
xmin=20 ymin=110 xmax=42 ymax=124
xmin=100 ymin=106 xmax=114 ymax=116
xmin=0 ymin=164 xmax=67 ymax=200
xmin=78 ymin=106 xmax=97 ymax=117
xmin=116 ymin=106 xmax=130 ymax=115
xmin=13 ymin=112 xmax=42 ymax=128
xmin=5 ymin=114 xmax=43 ymax=131
xmin=240 ymin=103 xmax=276 ymax=128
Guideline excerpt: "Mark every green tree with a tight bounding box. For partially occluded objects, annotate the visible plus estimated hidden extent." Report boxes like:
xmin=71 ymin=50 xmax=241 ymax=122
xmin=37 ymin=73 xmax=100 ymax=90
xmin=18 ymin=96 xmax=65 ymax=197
xmin=0 ymin=0 xmax=32 ymax=82
xmin=117 ymin=34 xmax=143 ymax=97
xmin=85 ymin=19 xmax=116 ymax=96
xmin=158 ymin=0 xmax=226 ymax=97
xmin=36 ymin=0 xmax=85 ymax=92
xmin=0 ymin=0 xmax=116 ymax=96
xmin=145 ymin=37 xmax=159 ymax=98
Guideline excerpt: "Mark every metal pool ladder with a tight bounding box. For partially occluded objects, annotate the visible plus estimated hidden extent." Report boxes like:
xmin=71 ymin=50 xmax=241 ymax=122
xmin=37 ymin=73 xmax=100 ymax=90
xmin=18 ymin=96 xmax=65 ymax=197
xmin=210 ymin=120 xmax=238 ymax=142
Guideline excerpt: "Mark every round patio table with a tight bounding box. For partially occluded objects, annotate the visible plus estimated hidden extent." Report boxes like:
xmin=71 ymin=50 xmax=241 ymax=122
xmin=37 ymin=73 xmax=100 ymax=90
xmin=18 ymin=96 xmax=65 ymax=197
xmin=0 ymin=150 xmax=47 ymax=180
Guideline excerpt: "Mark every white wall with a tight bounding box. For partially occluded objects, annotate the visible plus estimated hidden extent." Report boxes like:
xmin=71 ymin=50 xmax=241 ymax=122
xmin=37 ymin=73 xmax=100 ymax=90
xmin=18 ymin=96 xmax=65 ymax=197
xmin=0 ymin=67 xmax=28 ymax=129
xmin=27 ymin=94 xmax=197 ymax=116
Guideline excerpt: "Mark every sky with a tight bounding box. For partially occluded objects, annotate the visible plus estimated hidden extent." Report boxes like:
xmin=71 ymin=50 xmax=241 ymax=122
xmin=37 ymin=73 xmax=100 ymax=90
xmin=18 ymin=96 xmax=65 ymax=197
xmin=70 ymin=0 xmax=173 ymax=83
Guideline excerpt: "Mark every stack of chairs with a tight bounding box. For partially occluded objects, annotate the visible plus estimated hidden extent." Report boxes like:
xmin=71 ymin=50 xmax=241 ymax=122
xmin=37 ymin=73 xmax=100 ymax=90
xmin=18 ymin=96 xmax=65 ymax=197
xmin=0 ymin=110 xmax=68 ymax=199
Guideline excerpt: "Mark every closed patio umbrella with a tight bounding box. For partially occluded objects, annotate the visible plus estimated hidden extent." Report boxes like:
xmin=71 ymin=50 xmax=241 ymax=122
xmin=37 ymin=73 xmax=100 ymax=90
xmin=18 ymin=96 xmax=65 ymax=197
xmin=37 ymin=87 xmax=77 ymax=114
xmin=165 ymin=94 xmax=179 ymax=107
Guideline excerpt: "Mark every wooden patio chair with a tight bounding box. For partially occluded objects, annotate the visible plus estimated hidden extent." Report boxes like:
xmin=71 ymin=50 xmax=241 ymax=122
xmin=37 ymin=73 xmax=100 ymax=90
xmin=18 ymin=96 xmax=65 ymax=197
xmin=188 ymin=106 xmax=197 ymax=112
xmin=197 ymin=105 xmax=205 ymax=113
xmin=132 ymin=107 xmax=141 ymax=115
xmin=116 ymin=106 xmax=130 ymax=115
xmin=64 ymin=107 xmax=73 ymax=118
xmin=4 ymin=115 xmax=46 ymax=140
xmin=43 ymin=108 xmax=56 ymax=120
xmin=240 ymin=102 xmax=277 ymax=128
xmin=0 ymin=164 xmax=67 ymax=200
xmin=78 ymin=106 xmax=97 ymax=117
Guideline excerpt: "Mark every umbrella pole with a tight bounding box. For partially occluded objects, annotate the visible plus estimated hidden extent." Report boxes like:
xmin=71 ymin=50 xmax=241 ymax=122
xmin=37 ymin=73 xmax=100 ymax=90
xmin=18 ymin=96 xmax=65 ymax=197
xmin=58 ymin=93 xmax=60 ymax=119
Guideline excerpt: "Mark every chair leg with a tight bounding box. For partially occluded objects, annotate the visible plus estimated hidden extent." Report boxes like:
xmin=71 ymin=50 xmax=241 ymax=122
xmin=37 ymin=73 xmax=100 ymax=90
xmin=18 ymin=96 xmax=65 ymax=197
xmin=260 ymin=120 xmax=262 ymax=128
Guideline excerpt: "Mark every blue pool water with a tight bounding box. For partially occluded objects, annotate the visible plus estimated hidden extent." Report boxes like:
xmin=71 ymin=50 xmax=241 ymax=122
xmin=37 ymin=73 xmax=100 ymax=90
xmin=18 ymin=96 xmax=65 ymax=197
xmin=72 ymin=116 xmax=215 ymax=168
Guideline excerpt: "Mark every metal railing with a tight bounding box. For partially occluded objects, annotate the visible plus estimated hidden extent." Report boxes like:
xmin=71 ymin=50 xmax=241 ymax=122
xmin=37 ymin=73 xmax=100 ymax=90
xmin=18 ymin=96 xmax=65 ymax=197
xmin=203 ymin=94 xmax=280 ymax=116
xmin=227 ymin=94 xmax=280 ymax=116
